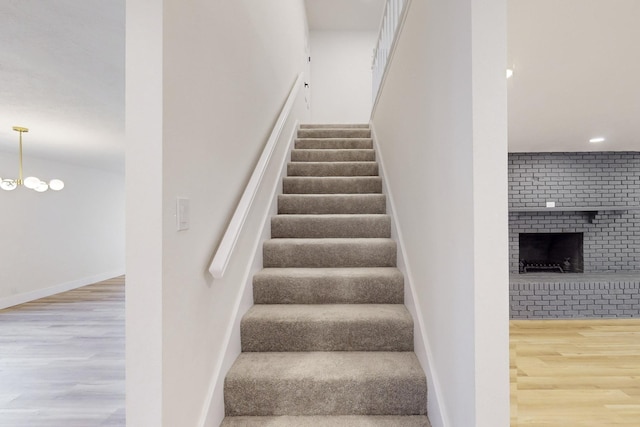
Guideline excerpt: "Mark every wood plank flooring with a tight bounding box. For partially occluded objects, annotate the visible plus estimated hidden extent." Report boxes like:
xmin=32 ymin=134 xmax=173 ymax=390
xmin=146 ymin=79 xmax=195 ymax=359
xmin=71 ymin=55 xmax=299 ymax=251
xmin=2 ymin=278 xmax=638 ymax=426
xmin=0 ymin=276 xmax=125 ymax=427
xmin=511 ymin=319 xmax=640 ymax=426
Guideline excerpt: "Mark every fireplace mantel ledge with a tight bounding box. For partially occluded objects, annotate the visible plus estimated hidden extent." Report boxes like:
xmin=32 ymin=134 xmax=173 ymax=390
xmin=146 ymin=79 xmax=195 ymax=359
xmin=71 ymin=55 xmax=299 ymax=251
xmin=510 ymin=205 xmax=640 ymax=213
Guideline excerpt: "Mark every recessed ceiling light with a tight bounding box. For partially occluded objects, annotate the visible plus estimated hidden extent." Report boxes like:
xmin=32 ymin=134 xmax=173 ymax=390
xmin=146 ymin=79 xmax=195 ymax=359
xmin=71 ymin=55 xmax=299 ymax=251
xmin=506 ymin=69 xmax=514 ymax=79
xmin=589 ymin=137 xmax=605 ymax=143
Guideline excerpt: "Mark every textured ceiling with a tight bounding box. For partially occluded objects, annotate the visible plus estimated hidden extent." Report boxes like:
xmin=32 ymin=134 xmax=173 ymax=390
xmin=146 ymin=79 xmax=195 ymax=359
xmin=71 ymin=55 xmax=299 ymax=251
xmin=0 ymin=0 xmax=636 ymax=175
xmin=508 ymin=0 xmax=640 ymax=152
xmin=0 ymin=0 xmax=125 ymax=172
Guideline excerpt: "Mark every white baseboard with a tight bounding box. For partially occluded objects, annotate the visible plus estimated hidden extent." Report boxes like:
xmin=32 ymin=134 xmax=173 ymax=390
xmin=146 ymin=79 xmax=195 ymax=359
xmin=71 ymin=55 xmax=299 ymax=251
xmin=370 ymin=122 xmax=449 ymax=427
xmin=0 ymin=269 xmax=126 ymax=310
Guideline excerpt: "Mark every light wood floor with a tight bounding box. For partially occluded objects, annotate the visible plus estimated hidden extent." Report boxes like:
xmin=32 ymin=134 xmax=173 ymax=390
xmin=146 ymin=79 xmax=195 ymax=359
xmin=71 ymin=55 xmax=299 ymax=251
xmin=0 ymin=276 xmax=125 ymax=427
xmin=511 ymin=319 xmax=640 ymax=426
xmin=2 ymin=279 xmax=638 ymax=426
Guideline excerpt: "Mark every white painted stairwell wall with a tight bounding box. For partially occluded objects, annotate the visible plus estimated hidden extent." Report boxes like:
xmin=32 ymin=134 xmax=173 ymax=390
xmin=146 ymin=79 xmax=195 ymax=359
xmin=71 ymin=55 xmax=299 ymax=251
xmin=126 ymin=1 xmax=310 ymax=426
xmin=371 ymin=0 xmax=509 ymax=426
xmin=309 ymin=30 xmax=377 ymax=123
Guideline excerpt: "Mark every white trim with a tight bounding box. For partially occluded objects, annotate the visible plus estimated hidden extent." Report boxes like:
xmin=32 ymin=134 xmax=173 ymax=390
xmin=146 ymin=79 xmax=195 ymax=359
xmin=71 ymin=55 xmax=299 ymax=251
xmin=0 ymin=270 xmax=126 ymax=310
xmin=209 ymin=73 xmax=304 ymax=278
xmin=198 ymin=122 xmax=299 ymax=427
xmin=370 ymin=122 xmax=450 ymax=427
xmin=371 ymin=0 xmax=413 ymax=118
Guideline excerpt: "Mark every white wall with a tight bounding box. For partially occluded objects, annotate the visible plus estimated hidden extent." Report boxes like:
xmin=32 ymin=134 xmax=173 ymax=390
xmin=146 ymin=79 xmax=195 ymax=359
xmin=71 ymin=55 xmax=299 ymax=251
xmin=126 ymin=1 xmax=310 ymax=426
xmin=371 ymin=0 xmax=509 ymax=426
xmin=309 ymin=30 xmax=377 ymax=123
xmin=0 ymin=154 xmax=124 ymax=308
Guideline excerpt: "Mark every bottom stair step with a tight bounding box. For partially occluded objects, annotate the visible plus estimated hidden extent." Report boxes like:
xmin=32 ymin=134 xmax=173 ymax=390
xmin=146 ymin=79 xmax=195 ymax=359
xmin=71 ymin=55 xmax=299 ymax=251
xmin=221 ymin=415 xmax=431 ymax=426
xmin=224 ymin=352 xmax=427 ymax=416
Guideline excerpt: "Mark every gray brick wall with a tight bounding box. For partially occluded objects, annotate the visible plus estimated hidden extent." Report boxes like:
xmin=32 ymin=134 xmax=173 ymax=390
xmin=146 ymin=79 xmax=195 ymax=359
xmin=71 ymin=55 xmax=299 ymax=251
xmin=510 ymin=211 xmax=640 ymax=273
xmin=509 ymin=152 xmax=640 ymax=273
xmin=510 ymin=281 xmax=640 ymax=319
xmin=509 ymin=152 xmax=640 ymax=208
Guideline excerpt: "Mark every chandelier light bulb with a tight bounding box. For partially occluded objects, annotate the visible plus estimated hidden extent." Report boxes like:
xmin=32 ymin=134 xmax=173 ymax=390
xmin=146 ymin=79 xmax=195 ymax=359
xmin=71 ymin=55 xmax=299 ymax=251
xmin=1 ymin=179 xmax=17 ymax=191
xmin=24 ymin=176 xmax=41 ymax=189
xmin=49 ymin=179 xmax=64 ymax=191
xmin=34 ymin=181 xmax=49 ymax=192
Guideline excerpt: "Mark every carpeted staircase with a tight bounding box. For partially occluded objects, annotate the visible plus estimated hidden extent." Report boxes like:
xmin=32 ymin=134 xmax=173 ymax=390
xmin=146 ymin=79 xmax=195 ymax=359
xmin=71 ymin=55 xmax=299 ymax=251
xmin=221 ymin=124 xmax=430 ymax=426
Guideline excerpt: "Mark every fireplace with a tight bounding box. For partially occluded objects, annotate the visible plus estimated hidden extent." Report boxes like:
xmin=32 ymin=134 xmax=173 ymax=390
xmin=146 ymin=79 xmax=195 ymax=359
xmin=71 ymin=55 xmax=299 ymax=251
xmin=519 ymin=232 xmax=584 ymax=273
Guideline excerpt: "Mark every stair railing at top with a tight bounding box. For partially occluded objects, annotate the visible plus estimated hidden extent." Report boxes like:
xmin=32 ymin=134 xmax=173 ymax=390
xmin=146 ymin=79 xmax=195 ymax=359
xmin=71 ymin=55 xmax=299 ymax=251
xmin=209 ymin=73 xmax=304 ymax=279
xmin=371 ymin=0 xmax=412 ymax=106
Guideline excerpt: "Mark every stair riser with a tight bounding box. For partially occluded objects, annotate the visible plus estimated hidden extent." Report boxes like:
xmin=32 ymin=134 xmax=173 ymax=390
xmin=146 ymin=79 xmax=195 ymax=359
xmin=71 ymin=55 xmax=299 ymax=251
xmin=295 ymin=138 xmax=373 ymax=150
xmin=298 ymin=129 xmax=371 ymax=138
xmin=278 ymin=195 xmax=386 ymax=214
xmin=254 ymin=281 xmax=404 ymax=305
xmin=221 ymin=415 xmax=432 ymax=427
xmin=225 ymin=377 xmax=426 ymax=416
xmin=283 ymin=177 xmax=382 ymax=194
xmin=241 ymin=319 xmax=413 ymax=352
xmin=263 ymin=240 xmax=397 ymax=268
xmin=291 ymin=150 xmax=375 ymax=162
xmin=271 ymin=215 xmax=390 ymax=238
xmin=299 ymin=124 xmax=370 ymax=129
xmin=287 ymin=162 xmax=378 ymax=177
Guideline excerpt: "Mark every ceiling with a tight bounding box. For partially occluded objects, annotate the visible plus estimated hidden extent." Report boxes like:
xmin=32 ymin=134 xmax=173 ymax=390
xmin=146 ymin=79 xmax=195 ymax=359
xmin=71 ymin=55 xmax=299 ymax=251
xmin=508 ymin=0 xmax=640 ymax=152
xmin=305 ymin=0 xmax=386 ymax=31
xmin=0 ymin=0 xmax=124 ymax=172
xmin=0 ymin=1 xmax=636 ymax=174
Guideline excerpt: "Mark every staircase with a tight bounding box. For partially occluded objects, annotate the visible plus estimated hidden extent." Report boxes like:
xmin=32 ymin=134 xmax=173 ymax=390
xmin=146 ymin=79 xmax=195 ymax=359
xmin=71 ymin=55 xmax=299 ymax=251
xmin=221 ymin=124 xmax=430 ymax=426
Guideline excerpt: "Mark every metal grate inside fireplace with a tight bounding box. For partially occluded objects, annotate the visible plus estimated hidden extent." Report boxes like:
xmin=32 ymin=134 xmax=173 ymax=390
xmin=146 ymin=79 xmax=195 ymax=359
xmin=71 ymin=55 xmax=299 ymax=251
xmin=519 ymin=232 xmax=584 ymax=273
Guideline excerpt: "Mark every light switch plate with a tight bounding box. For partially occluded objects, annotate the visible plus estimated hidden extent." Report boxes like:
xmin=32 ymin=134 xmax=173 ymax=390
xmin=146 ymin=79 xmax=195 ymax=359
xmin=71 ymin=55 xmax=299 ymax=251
xmin=177 ymin=198 xmax=190 ymax=231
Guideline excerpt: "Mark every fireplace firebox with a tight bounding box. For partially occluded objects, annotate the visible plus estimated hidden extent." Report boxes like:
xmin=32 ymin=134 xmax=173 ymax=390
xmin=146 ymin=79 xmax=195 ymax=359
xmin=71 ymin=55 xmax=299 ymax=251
xmin=519 ymin=232 xmax=584 ymax=273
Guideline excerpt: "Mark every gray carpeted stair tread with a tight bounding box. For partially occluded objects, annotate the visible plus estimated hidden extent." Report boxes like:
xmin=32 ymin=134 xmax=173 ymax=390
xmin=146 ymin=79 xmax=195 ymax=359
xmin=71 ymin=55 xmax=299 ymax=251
xmin=295 ymin=138 xmax=373 ymax=150
xmin=271 ymin=214 xmax=390 ymax=238
xmin=288 ymin=161 xmax=378 ymax=177
xmin=221 ymin=415 xmax=431 ymax=426
xmin=241 ymin=304 xmax=413 ymax=352
xmin=291 ymin=149 xmax=376 ymax=162
xmin=253 ymin=267 xmax=404 ymax=304
xmin=278 ymin=194 xmax=386 ymax=214
xmin=283 ymin=176 xmax=382 ymax=194
xmin=297 ymin=128 xmax=371 ymax=139
xmin=224 ymin=352 xmax=427 ymax=416
xmin=223 ymin=122 xmax=428 ymax=423
xmin=263 ymin=238 xmax=397 ymax=268
xmin=299 ymin=123 xmax=370 ymax=129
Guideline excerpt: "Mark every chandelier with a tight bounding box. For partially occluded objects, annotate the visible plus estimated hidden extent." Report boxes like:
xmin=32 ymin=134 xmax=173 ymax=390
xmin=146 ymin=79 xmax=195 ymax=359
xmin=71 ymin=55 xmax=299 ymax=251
xmin=0 ymin=126 xmax=64 ymax=192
